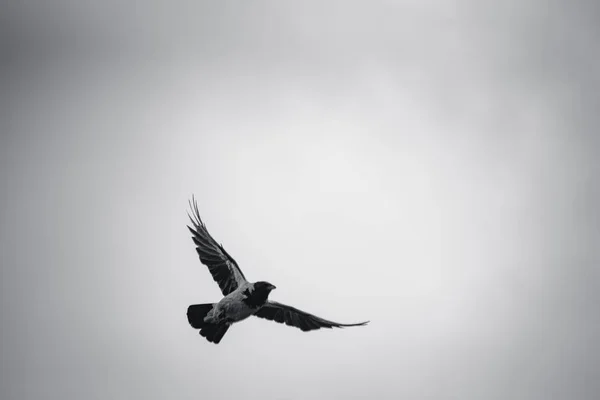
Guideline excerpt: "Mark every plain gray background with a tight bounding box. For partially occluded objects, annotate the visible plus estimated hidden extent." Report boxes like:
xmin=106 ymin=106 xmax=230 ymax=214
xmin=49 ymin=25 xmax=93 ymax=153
xmin=1 ymin=1 xmax=599 ymax=399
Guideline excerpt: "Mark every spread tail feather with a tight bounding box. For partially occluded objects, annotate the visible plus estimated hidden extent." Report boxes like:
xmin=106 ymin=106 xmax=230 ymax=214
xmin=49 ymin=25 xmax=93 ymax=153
xmin=187 ymin=304 xmax=214 ymax=329
xmin=199 ymin=323 xmax=230 ymax=344
xmin=187 ymin=304 xmax=230 ymax=344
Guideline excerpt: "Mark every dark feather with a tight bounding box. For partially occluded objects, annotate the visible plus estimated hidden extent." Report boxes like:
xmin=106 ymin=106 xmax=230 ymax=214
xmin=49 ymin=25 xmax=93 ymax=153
xmin=187 ymin=196 xmax=247 ymax=296
xmin=242 ymin=282 xmax=272 ymax=308
xmin=187 ymin=304 xmax=214 ymax=329
xmin=199 ymin=324 xmax=230 ymax=344
xmin=254 ymin=301 xmax=369 ymax=332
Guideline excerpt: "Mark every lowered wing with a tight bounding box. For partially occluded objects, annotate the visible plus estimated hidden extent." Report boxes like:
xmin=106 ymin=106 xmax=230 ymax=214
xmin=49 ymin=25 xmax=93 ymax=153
xmin=187 ymin=196 xmax=247 ymax=295
xmin=254 ymin=301 xmax=369 ymax=332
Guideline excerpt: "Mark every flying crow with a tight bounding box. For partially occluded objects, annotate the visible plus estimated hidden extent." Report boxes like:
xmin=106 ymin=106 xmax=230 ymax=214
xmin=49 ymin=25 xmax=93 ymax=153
xmin=185 ymin=197 xmax=369 ymax=344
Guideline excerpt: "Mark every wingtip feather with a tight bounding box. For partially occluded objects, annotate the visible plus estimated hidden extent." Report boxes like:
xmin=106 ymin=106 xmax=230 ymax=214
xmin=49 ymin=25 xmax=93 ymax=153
xmin=187 ymin=195 xmax=204 ymax=228
xmin=346 ymin=320 xmax=369 ymax=327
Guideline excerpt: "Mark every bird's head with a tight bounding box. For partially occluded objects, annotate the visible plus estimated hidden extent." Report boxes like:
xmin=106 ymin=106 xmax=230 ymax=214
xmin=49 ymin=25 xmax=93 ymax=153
xmin=254 ymin=281 xmax=276 ymax=294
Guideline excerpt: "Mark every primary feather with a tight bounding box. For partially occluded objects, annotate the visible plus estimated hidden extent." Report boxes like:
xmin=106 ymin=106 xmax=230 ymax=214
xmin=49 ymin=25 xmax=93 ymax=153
xmin=255 ymin=301 xmax=369 ymax=332
xmin=187 ymin=196 xmax=247 ymax=296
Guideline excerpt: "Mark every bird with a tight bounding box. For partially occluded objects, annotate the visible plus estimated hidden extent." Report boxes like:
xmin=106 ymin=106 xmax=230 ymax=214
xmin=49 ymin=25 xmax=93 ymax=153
xmin=185 ymin=196 xmax=369 ymax=344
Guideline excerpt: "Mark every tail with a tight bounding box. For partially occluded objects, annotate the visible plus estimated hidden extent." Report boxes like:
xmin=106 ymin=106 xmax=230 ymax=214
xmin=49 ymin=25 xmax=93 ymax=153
xmin=187 ymin=304 xmax=214 ymax=329
xmin=199 ymin=323 xmax=230 ymax=344
xmin=187 ymin=304 xmax=230 ymax=344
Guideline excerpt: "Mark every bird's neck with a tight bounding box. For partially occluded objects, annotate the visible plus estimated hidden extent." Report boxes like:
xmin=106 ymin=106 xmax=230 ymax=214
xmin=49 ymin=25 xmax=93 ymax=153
xmin=242 ymin=285 xmax=270 ymax=308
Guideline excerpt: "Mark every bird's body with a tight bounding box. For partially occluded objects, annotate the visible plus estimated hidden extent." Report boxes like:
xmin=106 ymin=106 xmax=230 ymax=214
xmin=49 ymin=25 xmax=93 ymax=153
xmin=207 ymin=284 xmax=255 ymax=324
xmin=203 ymin=281 xmax=273 ymax=325
xmin=185 ymin=196 xmax=368 ymax=344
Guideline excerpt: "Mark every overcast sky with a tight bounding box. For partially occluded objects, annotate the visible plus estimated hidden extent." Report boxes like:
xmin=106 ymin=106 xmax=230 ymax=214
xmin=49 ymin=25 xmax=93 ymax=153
xmin=1 ymin=1 xmax=599 ymax=399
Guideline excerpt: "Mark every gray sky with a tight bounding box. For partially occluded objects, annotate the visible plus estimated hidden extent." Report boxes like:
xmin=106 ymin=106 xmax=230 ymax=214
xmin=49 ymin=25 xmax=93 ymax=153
xmin=1 ymin=1 xmax=599 ymax=399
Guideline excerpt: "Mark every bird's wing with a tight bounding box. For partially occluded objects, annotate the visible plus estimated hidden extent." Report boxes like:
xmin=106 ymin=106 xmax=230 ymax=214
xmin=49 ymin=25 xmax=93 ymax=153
xmin=187 ymin=196 xmax=247 ymax=295
xmin=254 ymin=301 xmax=369 ymax=332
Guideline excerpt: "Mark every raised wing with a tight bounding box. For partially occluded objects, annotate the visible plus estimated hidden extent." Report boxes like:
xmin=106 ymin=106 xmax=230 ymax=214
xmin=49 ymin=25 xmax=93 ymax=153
xmin=187 ymin=196 xmax=247 ymax=295
xmin=254 ymin=301 xmax=369 ymax=332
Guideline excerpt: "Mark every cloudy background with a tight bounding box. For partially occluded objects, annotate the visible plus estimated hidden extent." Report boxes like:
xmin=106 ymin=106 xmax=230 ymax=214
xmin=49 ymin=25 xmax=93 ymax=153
xmin=1 ymin=1 xmax=599 ymax=399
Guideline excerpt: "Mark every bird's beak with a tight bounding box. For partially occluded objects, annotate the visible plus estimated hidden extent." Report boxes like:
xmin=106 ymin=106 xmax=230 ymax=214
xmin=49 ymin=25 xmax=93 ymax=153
xmin=269 ymin=284 xmax=277 ymax=290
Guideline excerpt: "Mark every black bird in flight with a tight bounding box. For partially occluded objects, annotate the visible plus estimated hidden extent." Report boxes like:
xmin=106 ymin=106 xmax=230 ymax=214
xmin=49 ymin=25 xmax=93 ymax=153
xmin=185 ymin=197 xmax=369 ymax=344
